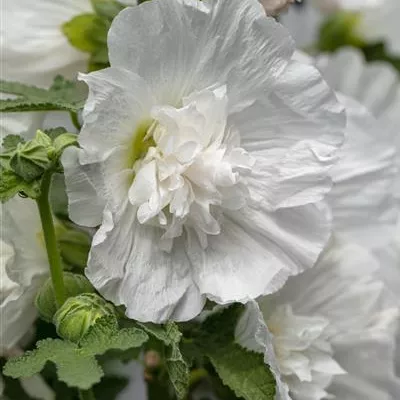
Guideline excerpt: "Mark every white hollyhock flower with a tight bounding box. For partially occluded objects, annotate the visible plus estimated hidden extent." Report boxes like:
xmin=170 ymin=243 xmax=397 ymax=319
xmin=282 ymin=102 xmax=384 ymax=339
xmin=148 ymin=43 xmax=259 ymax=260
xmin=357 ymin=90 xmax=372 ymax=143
xmin=63 ymin=0 xmax=345 ymax=322
xmin=311 ymin=49 xmax=400 ymax=295
xmin=0 ymin=196 xmax=49 ymax=350
xmin=315 ymin=48 xmax=400 ymax=206
xmin=252 ymin=236 xmax=400 ymax=400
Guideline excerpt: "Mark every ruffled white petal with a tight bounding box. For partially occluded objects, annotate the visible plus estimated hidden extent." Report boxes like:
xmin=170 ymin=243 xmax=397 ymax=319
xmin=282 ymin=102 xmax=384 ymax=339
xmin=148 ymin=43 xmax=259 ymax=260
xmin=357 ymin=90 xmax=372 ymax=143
xmin=315 ymin=48 xmax=400 ymax=205
xmin=0 ymin=198 xmax=49 ymax=351
xmin=235 ymin=60 xmax=345 ymax=210
xmin=62 ymin=147 xmax=107 ymax=228
xmin=78 ymin=68 xmax=156 ymax=163
xmin=260 ymin=236 xmax=400 ymax=400
xmin=235 ymin=301 xmax=292 ymax=400
xmin=86 ymin=206 xmax=205 ymax=322
xmin=187 ymin=202 xmax=332 ymax=304
xmin=1 ymin=197 xmax=48 ymax=287
xmin=109 ymin=0 xmax=294 ymax=108
xmin=327 ymin=94 xmax=397 ymax=250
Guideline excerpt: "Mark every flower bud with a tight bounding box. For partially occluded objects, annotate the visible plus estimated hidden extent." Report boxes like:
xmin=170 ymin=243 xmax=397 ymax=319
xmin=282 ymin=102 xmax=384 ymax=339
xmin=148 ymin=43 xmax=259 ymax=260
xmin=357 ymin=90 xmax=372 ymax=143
xmin=35 ymin=272 xmax=95 ymax=322
xmin=10 ymin=140 xmax=51 ymax=182
xmin=53 ymin=293 xmax=116 ymax=343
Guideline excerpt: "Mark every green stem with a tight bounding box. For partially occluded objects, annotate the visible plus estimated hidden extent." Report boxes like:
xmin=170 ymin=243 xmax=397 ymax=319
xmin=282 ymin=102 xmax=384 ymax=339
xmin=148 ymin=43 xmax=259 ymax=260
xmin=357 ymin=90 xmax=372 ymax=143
xmin=69 ymin=111 xmax=81 ymax=131
xmin=36 ymin=172 xmax=66 ymax=307
xmin=79 ymin=389 xmax=96 ymax=400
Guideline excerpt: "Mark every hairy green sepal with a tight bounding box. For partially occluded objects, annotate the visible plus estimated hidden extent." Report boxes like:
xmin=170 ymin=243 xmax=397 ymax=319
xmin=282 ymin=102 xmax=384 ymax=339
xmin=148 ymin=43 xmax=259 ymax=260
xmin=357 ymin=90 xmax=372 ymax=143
xmin=0 ymin=130 xmax=78 ymax=203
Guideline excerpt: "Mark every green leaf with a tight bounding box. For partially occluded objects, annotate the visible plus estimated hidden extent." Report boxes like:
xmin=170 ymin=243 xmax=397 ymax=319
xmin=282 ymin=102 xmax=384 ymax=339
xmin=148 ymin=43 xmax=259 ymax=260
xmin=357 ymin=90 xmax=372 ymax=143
xmin=166 ymin=344 xmax=189 ymax=400
xmin=58 ymin=228 xmax=91 ymax=269
xmin=0 ymin=135 xmax=26 ymax=169
xmin=195 ymin=304 xmax=245 ymax=352
xmin=139 ymin=322 xmax=189 ymax=399
xmin=34 ymin=129 xmax=53 ymax=147
xmin=138 ymin=321 xmax=182 ymax=347
xmin=79 ymin=316 xmax=149 ymax=357
xmin=4 ymin=317 xmax=149 ymax=390
xmin=2 ymin=134 xmax=25 ymax=151
xmin=3 ymin=339 xmax=104 ymax=390
xmin=53 ymin=133 xmax=78 ymax=156
xmin=208 ymin=343 xmax=276 ymax=400
xmin=0 ymin=76 xmax=87 ymax=113
xmin=44 ymin=127 xmax=68 ymax=140
xmin=62 ymin=14 xmax=100 ymax=53
xmin=91 ymin=0 xmax=125 ymax=19
xmin=0 ymin=168 xmax=41 ymax=202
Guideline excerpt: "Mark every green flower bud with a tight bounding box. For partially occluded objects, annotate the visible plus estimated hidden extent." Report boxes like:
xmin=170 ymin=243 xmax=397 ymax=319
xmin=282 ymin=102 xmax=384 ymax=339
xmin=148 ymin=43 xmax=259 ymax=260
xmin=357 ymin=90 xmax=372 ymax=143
xmin=35 ymin=272 xmax=95 ymax=322
xmin=10 ymin=140 xmax=51 ymax=182
xmin=53 ymin=293 xmax=116 ymax=343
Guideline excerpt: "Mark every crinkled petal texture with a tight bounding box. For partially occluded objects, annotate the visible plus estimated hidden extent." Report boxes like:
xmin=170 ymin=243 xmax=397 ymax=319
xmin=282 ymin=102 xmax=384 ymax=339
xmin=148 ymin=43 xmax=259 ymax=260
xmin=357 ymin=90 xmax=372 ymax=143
xmin=0 ymin=197 xmax=48 ymax=350
xmin=64 ymin=0 xmax=345 ymax=322
xmin=315 ymin=47 xmax=400 ymax=207
xmin=326 ymin=94 xmax=397 ymax=250
xmin=259 ymin=236 xmax=400 ymax=400
xmin=315 ymin=50 xmax=400 ymax=301
xmin=0 ymin=0 xmax=91 ymax=87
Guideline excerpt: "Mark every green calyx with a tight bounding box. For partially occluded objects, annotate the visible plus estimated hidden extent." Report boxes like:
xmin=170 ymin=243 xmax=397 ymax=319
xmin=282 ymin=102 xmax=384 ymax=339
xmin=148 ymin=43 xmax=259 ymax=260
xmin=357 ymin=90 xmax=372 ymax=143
xmin=53 ymin=293 xmax=116 ymax=343
xmin=62 ymin=0 xmax=127 ymax=72
xmin=0 ymin=130 xmax=78 ymax=203
xmin=36 ymin=272 xmax=95 ymax=323
xmin=318 ymin=11 xmax=365 ymax=53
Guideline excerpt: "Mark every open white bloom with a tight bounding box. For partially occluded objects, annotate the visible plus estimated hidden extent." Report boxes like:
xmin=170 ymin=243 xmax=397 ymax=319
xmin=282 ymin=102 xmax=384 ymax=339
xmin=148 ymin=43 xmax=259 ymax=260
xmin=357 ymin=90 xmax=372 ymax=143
xmin=312 ymin=49 xmax=400 ymax=295
xmin=254 ymin=236 xmax=400 ymax=400
xmin=315 ymin=48 xmax=400 ymax=205
xmin=64 ymin=0 xmax=345 ymax=322
xmin=0 ymin=196 xmax=48 ymax=351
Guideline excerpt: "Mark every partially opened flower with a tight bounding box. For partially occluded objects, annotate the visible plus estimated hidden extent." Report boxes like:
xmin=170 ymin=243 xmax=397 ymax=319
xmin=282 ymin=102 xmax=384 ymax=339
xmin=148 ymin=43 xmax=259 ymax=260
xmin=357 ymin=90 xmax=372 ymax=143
xmin=63 ymin=0 xmax=345 ymax=322
xmin=255 ymin=236 xmax=400 ymax=400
